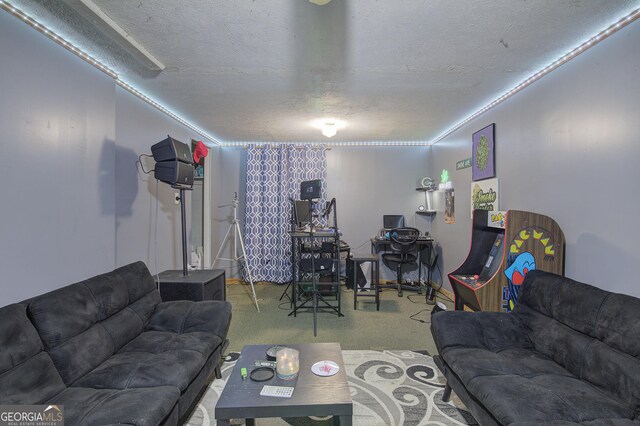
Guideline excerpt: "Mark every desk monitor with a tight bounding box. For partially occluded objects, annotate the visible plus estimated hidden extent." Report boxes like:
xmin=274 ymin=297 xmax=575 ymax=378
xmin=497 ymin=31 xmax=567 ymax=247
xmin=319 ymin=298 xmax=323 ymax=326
xmin=294 ymin=200 xmax=312 ymax=228
xmin=383 ymin=215 xmax=405 ymax=229
xmin=300 ymin=179 xmax=321 ymax=200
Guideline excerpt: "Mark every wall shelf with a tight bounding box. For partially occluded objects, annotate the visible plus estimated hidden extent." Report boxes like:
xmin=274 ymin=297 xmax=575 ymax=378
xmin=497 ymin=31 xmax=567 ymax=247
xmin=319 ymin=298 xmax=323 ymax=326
xmin=416 ymin=186 xmax=435 ymax=215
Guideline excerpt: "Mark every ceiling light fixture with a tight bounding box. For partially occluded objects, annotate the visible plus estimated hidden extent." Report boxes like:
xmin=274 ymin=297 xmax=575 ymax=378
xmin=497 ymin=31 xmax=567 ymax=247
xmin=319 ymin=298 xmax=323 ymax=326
xmin=321 ymin=122 xmax=338 ymax=138
xmin=0 ymin=0 xmax=220 ymax=146
xmin=309 ymin=0 xmax=332 ymax=5
xmin=430 ymin=7 xmax=640 ymax=146
xmin=311 ymin=118 xmax=346 ymax=139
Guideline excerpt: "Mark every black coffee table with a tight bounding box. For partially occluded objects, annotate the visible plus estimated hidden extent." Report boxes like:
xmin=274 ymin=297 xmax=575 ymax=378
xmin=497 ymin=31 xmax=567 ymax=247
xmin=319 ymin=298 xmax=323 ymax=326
xmin=215 ymin=343 xmax=353 ymax=425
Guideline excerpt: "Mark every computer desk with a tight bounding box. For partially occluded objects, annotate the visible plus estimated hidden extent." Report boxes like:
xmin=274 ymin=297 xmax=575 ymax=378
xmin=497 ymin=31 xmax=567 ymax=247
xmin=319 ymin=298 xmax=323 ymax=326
xmin=370 ymin=236 xmax=435 ymax=292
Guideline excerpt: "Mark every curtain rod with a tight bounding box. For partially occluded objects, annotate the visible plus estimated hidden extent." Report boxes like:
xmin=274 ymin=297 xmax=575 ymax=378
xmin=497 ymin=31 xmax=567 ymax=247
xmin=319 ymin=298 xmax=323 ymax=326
xmin=240 ymin=144 xmax=331 ymax=150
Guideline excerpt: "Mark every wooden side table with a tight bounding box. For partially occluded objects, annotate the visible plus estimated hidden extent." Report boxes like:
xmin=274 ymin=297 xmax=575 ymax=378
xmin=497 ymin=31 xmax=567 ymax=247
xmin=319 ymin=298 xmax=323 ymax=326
xmin=351 ymin=253 xmax=380 ymax=310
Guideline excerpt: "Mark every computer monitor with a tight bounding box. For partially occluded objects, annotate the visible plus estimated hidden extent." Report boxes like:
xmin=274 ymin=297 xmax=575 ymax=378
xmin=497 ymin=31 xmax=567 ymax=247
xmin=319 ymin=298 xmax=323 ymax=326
xmin=383 ymin=215 xmax=405 ymax=229
xmin=294 ymin=200 xmax=312 ymax=228
xmin=300 ymin=179 xmax=321 ymax=200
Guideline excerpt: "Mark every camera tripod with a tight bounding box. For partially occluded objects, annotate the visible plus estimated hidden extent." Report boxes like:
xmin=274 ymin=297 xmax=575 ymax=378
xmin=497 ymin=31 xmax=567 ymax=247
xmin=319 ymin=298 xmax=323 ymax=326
xmin=213 ymin=193 xmax=259 ymax=312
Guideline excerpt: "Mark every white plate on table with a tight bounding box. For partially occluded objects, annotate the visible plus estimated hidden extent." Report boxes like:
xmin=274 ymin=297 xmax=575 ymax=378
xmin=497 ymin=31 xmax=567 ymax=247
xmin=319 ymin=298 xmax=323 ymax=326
xmin=311 ymin=360 xmax=340 ymax=377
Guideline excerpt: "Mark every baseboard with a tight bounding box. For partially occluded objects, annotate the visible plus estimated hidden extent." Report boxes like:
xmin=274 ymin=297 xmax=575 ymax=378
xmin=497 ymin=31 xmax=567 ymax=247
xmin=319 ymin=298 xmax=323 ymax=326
xmin=437 ymin=286 xmax=454 ymax=300
xmin=226 ymin=277 xmax=456 ymax=303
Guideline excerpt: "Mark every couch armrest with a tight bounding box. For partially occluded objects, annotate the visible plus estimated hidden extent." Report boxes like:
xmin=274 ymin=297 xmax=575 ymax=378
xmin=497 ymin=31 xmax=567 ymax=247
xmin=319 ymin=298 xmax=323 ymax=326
xmin=431 ymin=311 xmax=532 ymax=355
xmin=147 ymin=300 xmax=232 ymax=341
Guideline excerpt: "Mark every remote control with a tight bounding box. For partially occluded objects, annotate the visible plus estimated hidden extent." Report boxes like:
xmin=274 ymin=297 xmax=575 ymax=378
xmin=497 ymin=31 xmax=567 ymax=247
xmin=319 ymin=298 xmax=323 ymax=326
xmin=260 ymin=385 xmax=294 ymax=398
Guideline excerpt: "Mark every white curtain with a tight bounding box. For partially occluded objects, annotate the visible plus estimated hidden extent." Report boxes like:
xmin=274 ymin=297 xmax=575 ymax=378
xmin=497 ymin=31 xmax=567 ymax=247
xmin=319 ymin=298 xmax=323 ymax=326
xmin=244 ymin=145 xmax=328 ymax=283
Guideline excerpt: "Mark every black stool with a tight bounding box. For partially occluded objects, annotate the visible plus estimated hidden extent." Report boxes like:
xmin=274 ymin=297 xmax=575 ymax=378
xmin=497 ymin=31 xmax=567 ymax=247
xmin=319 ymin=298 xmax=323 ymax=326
xmin=351 ymin=253 xmax=380 ymax=310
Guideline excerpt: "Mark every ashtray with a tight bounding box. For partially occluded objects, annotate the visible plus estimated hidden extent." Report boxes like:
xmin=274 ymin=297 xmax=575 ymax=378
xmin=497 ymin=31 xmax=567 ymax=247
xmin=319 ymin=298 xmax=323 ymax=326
xmin=266 ymin=345 xmax=286 ymax=361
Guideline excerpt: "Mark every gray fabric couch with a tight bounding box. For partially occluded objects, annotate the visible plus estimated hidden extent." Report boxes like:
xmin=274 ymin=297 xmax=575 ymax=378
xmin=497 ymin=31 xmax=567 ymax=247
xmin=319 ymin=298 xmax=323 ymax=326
xmin=432 ymin=270 xmax=640 ymax=425
xmin=0 ymin=261 xmax=232 ymax=426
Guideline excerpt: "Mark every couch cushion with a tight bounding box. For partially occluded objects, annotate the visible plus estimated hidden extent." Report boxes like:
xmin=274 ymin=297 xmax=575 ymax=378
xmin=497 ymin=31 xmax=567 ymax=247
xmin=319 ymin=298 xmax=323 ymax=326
xmin=515 ymin=271 xmax=640 ymax=414
xmin=444 ymin=346 xmax=573 ymax=387
xmin=148 ymin=300 xmax=233 ymax=340
xmin=516 ymin=270 xmax=609 ymax=337
xmin=514 ymin=303 xmax=596 ymax=377
xmin=27 ymin=262 xmax=162 ymax=385
xmin=71 ymin=330 xmax=221 ymax=392
xmin=49 ymin=386 xmax=179 ymax=426
xmin=467 ymin=373 xmax=635 ymax=425
xmin=0 ymin=304 xmax=66 ymax=404
xmin=587 ymin=293 xmax=640 ymax=411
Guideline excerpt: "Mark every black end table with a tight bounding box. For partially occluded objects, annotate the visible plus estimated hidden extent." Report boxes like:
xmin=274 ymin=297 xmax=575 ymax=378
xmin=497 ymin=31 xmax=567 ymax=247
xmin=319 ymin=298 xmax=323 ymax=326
xmin=156 ymin=269 xmax=226 ymax=302
xmin=215 ymin=343 xmax=352 ymax=425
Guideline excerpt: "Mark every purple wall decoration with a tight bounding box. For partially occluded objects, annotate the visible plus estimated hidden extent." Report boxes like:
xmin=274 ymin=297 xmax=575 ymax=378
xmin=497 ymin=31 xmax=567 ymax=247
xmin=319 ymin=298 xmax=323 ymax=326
xmin=472 ymin=123 xmax=496 ymax=181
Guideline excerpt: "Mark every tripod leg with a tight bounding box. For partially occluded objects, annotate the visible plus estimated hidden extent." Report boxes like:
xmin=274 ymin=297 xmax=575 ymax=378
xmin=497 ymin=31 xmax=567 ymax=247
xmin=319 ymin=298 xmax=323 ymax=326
xmin=213 ymin=222 xmax=235 ymax=266
xmin=279 ymin=281 xmax=292 ymax=302
xmin=235 ymin=221 xmax=260 ymax=312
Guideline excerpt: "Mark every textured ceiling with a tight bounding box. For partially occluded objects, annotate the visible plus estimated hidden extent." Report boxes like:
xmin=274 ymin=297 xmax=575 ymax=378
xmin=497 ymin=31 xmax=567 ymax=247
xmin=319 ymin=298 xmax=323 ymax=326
xmin=9 ymin=0 xmax=640 ymax=143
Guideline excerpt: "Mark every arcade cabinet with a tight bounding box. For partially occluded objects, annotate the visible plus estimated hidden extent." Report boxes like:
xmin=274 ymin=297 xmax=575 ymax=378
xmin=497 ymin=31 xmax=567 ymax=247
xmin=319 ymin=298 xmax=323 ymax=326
xmin=448 ymin=209 xmax=564 ymax=312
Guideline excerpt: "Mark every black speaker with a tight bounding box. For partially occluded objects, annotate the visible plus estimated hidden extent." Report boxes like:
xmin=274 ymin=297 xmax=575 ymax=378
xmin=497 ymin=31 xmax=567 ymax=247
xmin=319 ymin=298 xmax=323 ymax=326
xmin=154 ymin=160 xmax=194 ymax=189
xmin=151 ymin=136 xmax=193 ymax=164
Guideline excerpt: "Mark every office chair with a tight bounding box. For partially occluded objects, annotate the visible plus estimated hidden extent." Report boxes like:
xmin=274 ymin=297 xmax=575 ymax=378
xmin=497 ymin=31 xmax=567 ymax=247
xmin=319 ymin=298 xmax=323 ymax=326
xmin=381 ymin=227 xmax=419 ymax=297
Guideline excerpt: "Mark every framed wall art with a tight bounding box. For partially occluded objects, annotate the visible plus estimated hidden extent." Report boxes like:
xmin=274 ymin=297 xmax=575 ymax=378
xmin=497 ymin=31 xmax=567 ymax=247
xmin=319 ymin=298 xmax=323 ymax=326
xmin=472 ymin=123 xmax=495 ymax=181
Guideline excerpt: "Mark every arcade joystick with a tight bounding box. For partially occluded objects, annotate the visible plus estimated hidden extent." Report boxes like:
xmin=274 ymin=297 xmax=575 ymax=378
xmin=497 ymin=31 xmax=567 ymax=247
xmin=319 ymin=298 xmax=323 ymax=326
xmin=473 ymin=275 xmax=479 ymax=280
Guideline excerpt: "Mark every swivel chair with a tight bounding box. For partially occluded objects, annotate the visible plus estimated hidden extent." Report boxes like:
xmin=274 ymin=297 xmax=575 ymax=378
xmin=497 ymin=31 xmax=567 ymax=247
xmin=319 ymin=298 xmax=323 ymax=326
xmin=381 ymin=227 xmax=419 ymax=297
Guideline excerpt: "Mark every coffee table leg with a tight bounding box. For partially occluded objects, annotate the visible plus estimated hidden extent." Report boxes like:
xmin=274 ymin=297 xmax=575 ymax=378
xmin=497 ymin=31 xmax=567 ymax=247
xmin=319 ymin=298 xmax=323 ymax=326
xmin=333 ymin=415 xmax=352 ymax=425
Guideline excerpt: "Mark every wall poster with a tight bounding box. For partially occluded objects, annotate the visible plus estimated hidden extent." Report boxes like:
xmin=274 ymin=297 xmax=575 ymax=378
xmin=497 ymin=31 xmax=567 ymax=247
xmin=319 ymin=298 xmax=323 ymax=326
xmin=445 ymin=189 xmax=455 ymax=224
xmin=471 ymin=178 xmax=498 ymax=219
xmin=472 ymin=123 xmax=495 ymax=181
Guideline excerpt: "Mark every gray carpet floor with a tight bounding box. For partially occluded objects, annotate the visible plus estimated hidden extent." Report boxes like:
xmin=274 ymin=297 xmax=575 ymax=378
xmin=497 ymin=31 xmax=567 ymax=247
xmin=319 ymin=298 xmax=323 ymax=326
xmin=225 ymin=281 xmax=454 ymax=354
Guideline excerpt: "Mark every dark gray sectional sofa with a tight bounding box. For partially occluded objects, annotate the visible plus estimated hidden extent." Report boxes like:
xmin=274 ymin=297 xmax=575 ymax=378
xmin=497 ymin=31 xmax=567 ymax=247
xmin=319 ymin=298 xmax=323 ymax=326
xmin=432 ymin=270 xmax=640 ymax=425
xmin=0 ymin=261 xmax=232 ymax=425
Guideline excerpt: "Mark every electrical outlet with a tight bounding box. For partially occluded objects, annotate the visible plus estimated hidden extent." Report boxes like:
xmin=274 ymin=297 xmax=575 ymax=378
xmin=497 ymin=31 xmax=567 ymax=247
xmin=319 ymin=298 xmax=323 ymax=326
xmin=175 ymin=192 xmax=180 ymax=205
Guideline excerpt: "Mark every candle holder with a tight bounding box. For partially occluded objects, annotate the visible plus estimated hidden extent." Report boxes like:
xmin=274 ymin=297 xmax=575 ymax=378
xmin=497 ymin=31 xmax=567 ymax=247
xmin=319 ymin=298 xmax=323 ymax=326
xmin=276 ymin=348 xmax=299 ymax=380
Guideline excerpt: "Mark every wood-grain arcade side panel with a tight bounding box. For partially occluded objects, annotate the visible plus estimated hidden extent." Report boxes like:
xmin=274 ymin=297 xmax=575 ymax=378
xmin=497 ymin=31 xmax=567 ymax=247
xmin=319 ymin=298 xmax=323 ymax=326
xmin=475 ymin=210 xmax=565 ymax=311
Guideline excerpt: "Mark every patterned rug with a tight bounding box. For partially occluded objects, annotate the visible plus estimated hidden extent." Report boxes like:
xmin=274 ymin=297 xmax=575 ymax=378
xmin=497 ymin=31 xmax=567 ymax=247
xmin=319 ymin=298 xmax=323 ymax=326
xmin=186 ymin=350 xmax=477 ymax=425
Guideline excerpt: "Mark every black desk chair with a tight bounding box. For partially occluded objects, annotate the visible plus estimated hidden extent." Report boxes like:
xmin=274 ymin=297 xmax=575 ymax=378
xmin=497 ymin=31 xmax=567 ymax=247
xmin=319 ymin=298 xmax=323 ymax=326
xmin=381 ymin=227 xmax=419 ymax=297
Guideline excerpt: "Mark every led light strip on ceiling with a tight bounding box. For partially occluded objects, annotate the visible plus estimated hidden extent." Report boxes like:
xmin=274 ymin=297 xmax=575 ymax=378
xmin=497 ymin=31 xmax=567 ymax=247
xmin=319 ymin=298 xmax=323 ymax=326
xmin=0 ymin=0 xmax=118 ymax=79
xmin=0 ymin=0 xmax=220 ymax=146
xmin=114 ymin=79 xmax=220 ymax=145
xmin=430 ymin=7 xmax=640 ymax=146
xmin=223 ymin=141 xmax=430 ymax=148
xmin=3 ymin=0 xmax=638 ymax=148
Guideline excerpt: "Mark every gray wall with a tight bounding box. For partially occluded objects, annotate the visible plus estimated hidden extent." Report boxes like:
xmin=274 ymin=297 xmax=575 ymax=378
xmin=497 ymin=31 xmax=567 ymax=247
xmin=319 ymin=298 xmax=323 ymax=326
xmin=326 ymin=146 xmax=430 ymax=280
xmin=0 ymin=12 xmax=199 ymax=304
xmin=429 ymin=20 xmax=640 ymax=296
xmin=114 ymin=87 xmax=200 ymax=273
xmin=209 ymin=147 xmax=247 ymax=277
xmin=211 ymin=146 xmax=430 ymax=281
xmin=0 ymin=11 xmax=116 ymax=304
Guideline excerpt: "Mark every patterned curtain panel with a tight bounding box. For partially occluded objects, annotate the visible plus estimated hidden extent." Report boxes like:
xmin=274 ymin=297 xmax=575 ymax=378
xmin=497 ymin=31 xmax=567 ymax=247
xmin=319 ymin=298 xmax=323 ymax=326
xmin=245 ymin=145 xmax=328 ymax=283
